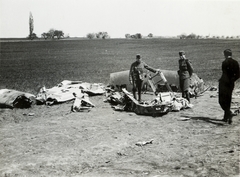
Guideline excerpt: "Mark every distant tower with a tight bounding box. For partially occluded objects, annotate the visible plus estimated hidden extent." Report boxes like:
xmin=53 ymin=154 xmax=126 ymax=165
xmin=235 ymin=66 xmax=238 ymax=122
xmin=29 ymin=12 xmax=34 ymax=39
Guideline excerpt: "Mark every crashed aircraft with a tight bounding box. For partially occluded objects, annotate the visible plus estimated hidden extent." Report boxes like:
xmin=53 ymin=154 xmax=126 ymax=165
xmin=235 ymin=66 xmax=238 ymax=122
xmin=109 ymin=70 xmax=205 ymax=97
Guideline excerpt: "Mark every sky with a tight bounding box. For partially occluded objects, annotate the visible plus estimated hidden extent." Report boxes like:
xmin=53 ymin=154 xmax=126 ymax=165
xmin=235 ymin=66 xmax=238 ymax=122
xmin=0 ymin=0 xmax=240 ymax=38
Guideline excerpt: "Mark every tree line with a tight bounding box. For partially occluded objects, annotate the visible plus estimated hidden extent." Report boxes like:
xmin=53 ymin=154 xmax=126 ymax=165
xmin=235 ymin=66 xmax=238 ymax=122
xmin=41 ymin=29 xmax=64 ymax=39
xmin=86 ymin=32 xmax=110 ymax=39
xmin=28 ymin=12 xmax=239 ymax=40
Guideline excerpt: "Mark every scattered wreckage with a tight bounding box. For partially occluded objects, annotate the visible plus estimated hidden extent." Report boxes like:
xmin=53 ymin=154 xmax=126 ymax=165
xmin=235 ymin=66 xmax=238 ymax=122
xmin=109 ymin=69 xmax=205 ymax=97
xmin=0 ymin=89 xmax=35 ymax=109
xmin=105 ymin=87 xmax=193 ymax=116
xmin=105 ymin=69 xmax=206 ymax=116
xmin=36 ymin=80 xmax=105 ymax=112
xmin=0 ymin=80 xmax=105 ymax=112
xmin=1 ymin=70 xmax=238 ymax=117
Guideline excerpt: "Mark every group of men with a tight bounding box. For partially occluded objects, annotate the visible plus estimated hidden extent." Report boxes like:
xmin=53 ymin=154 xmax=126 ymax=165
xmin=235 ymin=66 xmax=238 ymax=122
xmin=129 ymin=49 xmax=239 ymax=124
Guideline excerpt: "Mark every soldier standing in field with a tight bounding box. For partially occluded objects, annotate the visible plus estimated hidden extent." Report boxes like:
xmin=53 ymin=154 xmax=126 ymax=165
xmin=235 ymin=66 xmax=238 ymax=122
xmin=219 ymin=49 xmax=240 ymax=124
xmin=178 ymin=51 xmax=194 ymax=102
xmin=129 ymin=54 xmax=159 ymax=102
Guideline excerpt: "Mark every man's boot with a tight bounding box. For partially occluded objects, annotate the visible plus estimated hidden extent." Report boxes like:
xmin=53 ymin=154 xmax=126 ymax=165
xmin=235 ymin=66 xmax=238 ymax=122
xmin=132 ymin=87 xmax=137 ymax=99
xmin=133 ymin=91 xmax=137 ymax=99
xmin=227 ymin=110 xmax=233 ymax=124
xmin=185 ymin=91 xmax=190 ymax=103
xmin=221 ymin=111 xmax=229 ymax=122
xmin=138 ymin=92 xmax=141 ymax=102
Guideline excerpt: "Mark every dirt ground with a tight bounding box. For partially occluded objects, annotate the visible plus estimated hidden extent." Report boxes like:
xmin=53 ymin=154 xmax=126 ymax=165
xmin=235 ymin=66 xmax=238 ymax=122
xmin=0 ymin=87 xmax=239 ymax=177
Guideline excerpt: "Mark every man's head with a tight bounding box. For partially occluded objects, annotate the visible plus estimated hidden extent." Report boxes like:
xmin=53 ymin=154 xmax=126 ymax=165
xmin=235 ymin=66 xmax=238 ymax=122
xmin=179 ymin=50 xmax=185 ymax=56
xmin=179 ymin=50 xmax=186 ymax=59
xmin=136 ymin=54 xmax=141 ymax=59
xmin=223 ymin=49 xmax=232 ymax=58
xmin=136 ymin=54 xmax=141 ymax=63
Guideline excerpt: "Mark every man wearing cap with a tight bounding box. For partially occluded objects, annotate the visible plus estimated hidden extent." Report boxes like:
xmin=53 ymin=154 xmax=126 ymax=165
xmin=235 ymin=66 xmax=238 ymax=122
xmin=129 ymin=54 xmax=159 ymax=102
xmin=219 ymin=49 xmax=239 ymax=124
xmin=178 ymin=51 xmax=194 ymax=102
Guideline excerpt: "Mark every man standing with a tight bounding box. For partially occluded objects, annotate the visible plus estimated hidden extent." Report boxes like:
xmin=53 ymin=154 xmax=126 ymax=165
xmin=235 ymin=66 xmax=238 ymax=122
xmin=129 ymin=54 xmax=159 ymax=102
xmin=219 ymin=49 xmax=239 ymax=124
xmin=178 ymin=51 xmax=194 ymax=102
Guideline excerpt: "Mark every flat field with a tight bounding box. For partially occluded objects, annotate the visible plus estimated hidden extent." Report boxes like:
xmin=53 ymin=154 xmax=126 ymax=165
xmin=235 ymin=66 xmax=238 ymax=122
xmin=1 ymin=38 xmax=239 ymax=93
xmin=0 ymin=39 xmax=240 ymax=177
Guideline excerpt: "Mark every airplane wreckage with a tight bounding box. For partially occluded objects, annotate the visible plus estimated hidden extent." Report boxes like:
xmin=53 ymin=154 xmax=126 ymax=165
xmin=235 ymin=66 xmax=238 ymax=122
xmin=106 ymin=69 xmax=206 ymax=116
xmin=109 ymin=69 xmax=205 ymax=95
xmin=0 ymin=69 xmax=207 ymax=117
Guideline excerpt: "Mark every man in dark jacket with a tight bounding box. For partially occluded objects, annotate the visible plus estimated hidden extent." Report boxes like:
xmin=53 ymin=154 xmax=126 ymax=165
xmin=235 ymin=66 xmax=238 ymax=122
xmin=178 ymin=51 xmax=194 ymax=102
xmin=219 ymin=49 xmax=240 ymax=124
xmin=129 ymin=54 xmax=159 ymax=102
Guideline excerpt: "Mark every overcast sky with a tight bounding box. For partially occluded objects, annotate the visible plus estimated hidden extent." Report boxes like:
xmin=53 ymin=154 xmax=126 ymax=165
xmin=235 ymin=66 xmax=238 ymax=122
xmin=0 ymin=0 xmax=240 ymax=38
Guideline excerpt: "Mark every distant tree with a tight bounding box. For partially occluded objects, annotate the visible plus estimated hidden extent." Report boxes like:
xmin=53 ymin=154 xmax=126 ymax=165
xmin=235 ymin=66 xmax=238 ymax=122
xmin=148 ymin=33 xmax=153 ymax=38
xmin=125 ymin=34 xmax=131 ymax=38
xmin=135 ymin=33 xmax=142 ymax=39
xmin=187 ymin=33 xmax=196 ymax=39
xmin=41 ymin=33 xmax=48 ymax=39
xmin=128 ymin=33 xmax=142 ymax=39
xmin=130 ymin=35 xmax=136 ymax=39
xmin=87 ymin=33 xmax=96 ymax=39
xmin=96 ymin=32 xmax=101 ymax=38
xmin=102 ymin=32 xmax=110 ymax=39
xmin=28 ymin=12 xmax=34 ymax=40
xmin=95 ymin=31 xmax=109 ymax=39
xmin=41 ymin=29 xmax=64 ymax=39
xmin=53 ymin=30 xmax=64 ymax=39
xmin=31 ymin=33 xmax=38 ymax=39
xmin=48 ymin=29 xmax=55 ymax=39
xmin=179 ymin=33 xmax=187 ymax=39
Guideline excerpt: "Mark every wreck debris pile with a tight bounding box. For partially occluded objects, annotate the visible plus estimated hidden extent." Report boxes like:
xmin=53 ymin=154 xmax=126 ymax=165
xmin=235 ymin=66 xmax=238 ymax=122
xmin=109 ymin=70 xmax=206 ymax=99
xmin=36 ymin=80 xmax=105 ymax=111
xmin=0 ymin=89 xmax=36 ymax=109
xmin=36 ymin=80 xmax=105 ymax=105
xmin=72 ymin=92 xmax=95 ymax=112
xmin=105 ymin=87 xmax=193 ymax=116
xmin=0 ymin=77 xmax=239 ymax=117
xmin=0 ymin=80 xmax=105 ymax=111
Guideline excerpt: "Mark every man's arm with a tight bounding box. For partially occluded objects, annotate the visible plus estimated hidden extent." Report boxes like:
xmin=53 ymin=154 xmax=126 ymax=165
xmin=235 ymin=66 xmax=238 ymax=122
xmin=143 ymin=62 xmax=158 ymax=73
xmin=233 ymin=61 xmax=240 ymax=82
xmin=186 ymin=59 xmax=194 ymax=76
xmin=129 ymin=64 xmax=133 ymax=84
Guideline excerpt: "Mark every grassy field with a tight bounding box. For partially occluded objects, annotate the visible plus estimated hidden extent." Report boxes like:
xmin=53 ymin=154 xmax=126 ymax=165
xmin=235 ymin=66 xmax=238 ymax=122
xmin=0 ymin=38 xmax=239 ymax=94
xmin=1 ymin=38 xmax=240 ymax=177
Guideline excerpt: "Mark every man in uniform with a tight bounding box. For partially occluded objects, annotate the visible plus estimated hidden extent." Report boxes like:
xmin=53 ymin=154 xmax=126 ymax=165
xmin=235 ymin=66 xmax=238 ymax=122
xmin=219 ymin=49 xmax=239 ymax=124
xmin=178 ymin=51 xmax=194 ymax=102
xmin=129 ymin=54 xmax=159 ymax=102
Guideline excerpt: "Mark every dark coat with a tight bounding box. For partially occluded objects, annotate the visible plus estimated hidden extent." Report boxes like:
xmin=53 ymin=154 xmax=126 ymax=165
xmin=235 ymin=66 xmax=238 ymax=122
xmin=178 ymin=59 xmax=194 ymax=80
xmin=219 ymin=57 xmax=240 ymax=89
xmin=129 ymin=61 xmax=157 ymax=81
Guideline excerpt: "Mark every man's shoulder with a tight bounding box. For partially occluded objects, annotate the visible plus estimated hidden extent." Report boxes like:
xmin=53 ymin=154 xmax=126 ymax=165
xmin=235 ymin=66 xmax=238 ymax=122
xmin=185 ymin=59 xmax=191 ymax=63
xmin=131 ymin=61 xmax=137 ymax=65
xmin=226 ymin=58 xmax=239 ymax=65
xmin=231 ymin=58 xmax=239 ymax=64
